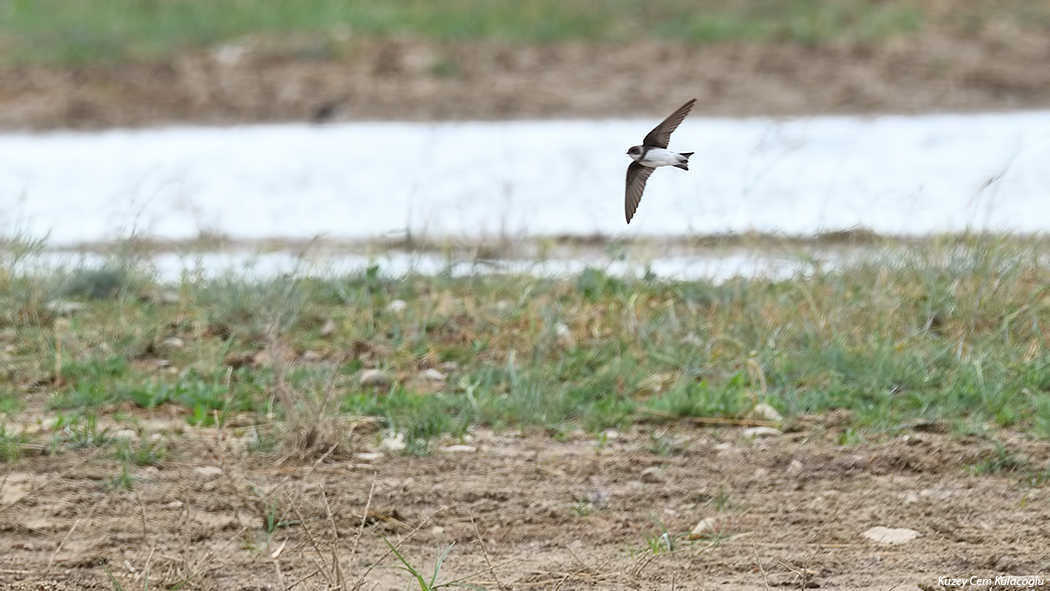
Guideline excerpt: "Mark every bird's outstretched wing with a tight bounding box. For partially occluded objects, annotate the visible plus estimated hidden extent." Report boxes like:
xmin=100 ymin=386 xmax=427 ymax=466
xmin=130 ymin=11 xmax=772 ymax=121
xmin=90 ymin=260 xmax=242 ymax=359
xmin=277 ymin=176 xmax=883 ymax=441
xmin=625 ymin=161 xmax=655 ymax=223
xmin=642 ymin=98 xmax=696 ymax=149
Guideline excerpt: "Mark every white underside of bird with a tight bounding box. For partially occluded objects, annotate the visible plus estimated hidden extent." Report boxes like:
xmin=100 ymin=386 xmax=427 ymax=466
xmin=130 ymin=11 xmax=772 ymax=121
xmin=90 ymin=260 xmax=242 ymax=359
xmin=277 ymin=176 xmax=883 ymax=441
xmin=632 ymin=147 xmax=688 ymax=168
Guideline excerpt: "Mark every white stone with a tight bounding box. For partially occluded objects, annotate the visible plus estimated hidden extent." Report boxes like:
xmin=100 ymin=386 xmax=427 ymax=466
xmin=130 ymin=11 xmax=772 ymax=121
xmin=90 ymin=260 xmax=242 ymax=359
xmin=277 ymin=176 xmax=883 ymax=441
xmin=748 ymin=403 xmax=783 ymax=422
xmin=862 ymin=526 xmax=922 ymax=545
xmin=157 ymin=291 xmax=181 ymax=305
xmin=420 ymin=368 xmax=446 ymax=382
xmin=742 ymin=426 xmax=782 ymax=439
xmin=194 ymin=466 xmax=223 ymax=479
xmin=555 ymin=323 xmax=576 ymax=348
xmin=640 ymin=466 xmax=668 ymax=483
xmin=690 ymin=517 xmax=719 ymax=538
xmin=386 ymin=299 xmax=408 ymax=313
xmin=379 ymin=433 xmax=406 ymax=453
xmin=319 ymin=319 xmax=337 ymax=337
xmin=46 ymin=300 xmax=85 ymax=315
xmin=360 ymin=369 xmax=391 ymax=388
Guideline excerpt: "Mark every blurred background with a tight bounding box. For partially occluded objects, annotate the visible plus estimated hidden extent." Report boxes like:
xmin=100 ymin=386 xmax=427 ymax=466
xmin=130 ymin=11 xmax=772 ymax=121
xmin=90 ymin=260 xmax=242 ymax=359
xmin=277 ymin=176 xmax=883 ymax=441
xmin=3 ymin=0 xmax=1050 ymax=126
xmin=1 ymin=0 xmax=1049 ymax=276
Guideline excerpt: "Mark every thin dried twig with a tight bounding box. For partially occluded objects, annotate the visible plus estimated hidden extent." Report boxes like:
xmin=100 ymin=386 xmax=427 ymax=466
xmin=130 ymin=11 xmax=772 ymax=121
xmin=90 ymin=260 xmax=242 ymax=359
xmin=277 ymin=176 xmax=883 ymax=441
xmin=752 ymin=544 xmax=771 ymax=591
xmin=348 ymin=475 xmax=377 ymax=569
xmin=283 ymin=565 xmax=324 ymax=590
xmin=290 ymin=498 xmax=333 ymax=586
xmin=137 ymin=492 xmax=156 ymax=589
xmin=471 ymin=515 xmax=504 ymax=591
xmin=639 ymin=408 xmax=777 ymax=427
xmin=45 ymin=518 xmax=79 ymax=573
xmin=320 ymin=486 xmax=348 ymax=590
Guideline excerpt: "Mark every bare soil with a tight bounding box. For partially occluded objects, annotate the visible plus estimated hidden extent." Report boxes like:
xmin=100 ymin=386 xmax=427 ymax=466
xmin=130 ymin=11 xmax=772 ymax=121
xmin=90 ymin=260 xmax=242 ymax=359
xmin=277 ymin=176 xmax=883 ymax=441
xmin=3 ymin=415 xmax=1050 ymax=590
xmin=2 ymin=28 xmax=1050 ymax=130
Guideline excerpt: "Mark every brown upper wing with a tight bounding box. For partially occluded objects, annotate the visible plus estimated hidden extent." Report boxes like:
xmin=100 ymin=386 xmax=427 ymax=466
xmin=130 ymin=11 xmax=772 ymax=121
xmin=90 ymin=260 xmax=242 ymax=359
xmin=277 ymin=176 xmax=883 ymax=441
xmin=642 ymin=98 xmax=696 ymax=149
xmin=625 ymin=161 xmax=655 ymax=224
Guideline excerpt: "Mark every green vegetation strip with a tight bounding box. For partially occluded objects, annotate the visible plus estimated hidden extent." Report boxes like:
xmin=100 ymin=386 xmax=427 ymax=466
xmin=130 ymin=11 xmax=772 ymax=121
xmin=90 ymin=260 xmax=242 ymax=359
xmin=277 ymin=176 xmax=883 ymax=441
xmin=5 ymin=0 xmax=1050 ymax=66
xmin=0 ymin=234 xmax=1049 ymax=458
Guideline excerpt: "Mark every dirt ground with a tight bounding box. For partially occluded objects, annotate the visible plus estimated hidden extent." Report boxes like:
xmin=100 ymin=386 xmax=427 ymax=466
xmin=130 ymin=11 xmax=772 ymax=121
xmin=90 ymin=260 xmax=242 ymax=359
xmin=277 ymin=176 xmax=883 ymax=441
xmin=2 ymin=27 xmax=1050 ymax=130
xmin=3 ymin=414 xmax=1050 ymax=591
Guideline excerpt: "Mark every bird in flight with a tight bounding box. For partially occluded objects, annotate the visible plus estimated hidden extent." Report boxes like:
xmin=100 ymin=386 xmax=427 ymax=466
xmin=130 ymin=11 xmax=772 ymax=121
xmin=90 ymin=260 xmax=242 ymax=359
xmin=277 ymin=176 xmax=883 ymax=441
xmin=624 ymin=98 xmax=696 ymax=224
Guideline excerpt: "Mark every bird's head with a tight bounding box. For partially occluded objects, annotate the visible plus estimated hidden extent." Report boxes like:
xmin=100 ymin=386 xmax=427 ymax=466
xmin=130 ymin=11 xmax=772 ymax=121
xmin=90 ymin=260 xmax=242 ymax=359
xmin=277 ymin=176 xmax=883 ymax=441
xmin=627 ymin=146 xmax=643 ymax=161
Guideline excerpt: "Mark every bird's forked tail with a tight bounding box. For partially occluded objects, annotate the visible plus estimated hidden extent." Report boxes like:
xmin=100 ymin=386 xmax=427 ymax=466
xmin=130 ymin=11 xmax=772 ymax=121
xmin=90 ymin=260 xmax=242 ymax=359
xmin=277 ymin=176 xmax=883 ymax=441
xmin=674 ymin=152 xmax=694 ymax=171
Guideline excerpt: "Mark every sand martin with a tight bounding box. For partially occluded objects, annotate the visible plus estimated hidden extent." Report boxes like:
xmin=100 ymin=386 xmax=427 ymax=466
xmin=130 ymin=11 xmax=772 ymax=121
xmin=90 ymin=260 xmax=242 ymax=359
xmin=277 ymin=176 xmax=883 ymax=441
xmin=625 ymin=98 xmax=696 ymax=224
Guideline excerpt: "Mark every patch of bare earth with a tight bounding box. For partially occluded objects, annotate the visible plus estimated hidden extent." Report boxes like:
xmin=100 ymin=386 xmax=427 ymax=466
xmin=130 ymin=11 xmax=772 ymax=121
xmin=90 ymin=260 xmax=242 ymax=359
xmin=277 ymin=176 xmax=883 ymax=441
xmin=2 ymin=26 xmax=1050 ymax=130
xmin=3 ymin=420 xmax=1050 ymax=590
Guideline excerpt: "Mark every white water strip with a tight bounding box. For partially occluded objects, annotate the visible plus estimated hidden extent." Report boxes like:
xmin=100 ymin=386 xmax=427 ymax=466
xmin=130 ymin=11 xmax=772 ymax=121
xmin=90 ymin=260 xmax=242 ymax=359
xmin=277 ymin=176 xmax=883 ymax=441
xmin=2 ymin=112 xmax=1049 ymax=246
xmin=33 ymin=245 xmax=847 ymax=285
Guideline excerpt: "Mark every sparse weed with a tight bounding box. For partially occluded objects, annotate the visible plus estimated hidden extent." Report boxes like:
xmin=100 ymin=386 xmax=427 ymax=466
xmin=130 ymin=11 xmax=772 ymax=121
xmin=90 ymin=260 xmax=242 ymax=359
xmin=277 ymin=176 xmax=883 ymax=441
xmin=247 ymin=424 xmax=279 ymax=454
xmin=645 ymin=429 xmax=681 ymax=457
xmin=57 ymin=412 xmax=111 ymax=450
xmin=970 ymin=442 xmax=1029 ymax=475
xmin=114 ymin=436 xmax=167 ymax=466
xmin=262 ymin=498 xmax=282 ymax=535
xmin=0 ymin=425 xmax=26 ymax=463
xmin=643 ymin=530 xmax=675 ymax=555
xmin=383 ymin=536 xmax=463 ymax=591
xmin=56 ymin=264 xmax=136 ymax=300
xmin=837 ymin=428 xmax=862 ymax=446
xmin=640 ymin=515 xmax=679 ymax=555
xmin=196 ymin=275 xmax=306 ymax=342
xmin=103 ymin=563 xmax=125 ymax=591
xmin=593 ymin=430 xmax=610 ymax=453
xmin=1026 ymin=465 xmax=1050 ymax=488
xmin=0 ymin=392 xmax=20 ymax=417
xmin=572 ymin=499 xmax=592 ymax=517
xmin=111 ymin=461 xmax=140 ymax=490
xmin=711 ymin=485 xmax=733 ymax=511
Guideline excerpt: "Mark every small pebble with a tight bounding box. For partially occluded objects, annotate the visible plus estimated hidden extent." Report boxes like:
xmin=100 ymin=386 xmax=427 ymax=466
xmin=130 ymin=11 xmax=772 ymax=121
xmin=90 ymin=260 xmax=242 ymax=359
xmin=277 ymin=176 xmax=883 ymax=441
xmin=748 ymin=403 xmax=783 ymax=422
xmin=420 ymin=368 xmax=446 ymax=382
xmin=742 ymin=426 xmax=782 ymax=439
xmin=194 ymin=466 xmax=223 ymax=479
xmin=360 ymin=368 xmax=392 ymax=388
xmin=319 ymin=319 xmax=337 ymax=337
xmin=640 ymin=466 xmax=668 ymax=483
xmin=862 ymin=526 xmax=922 ymax=545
